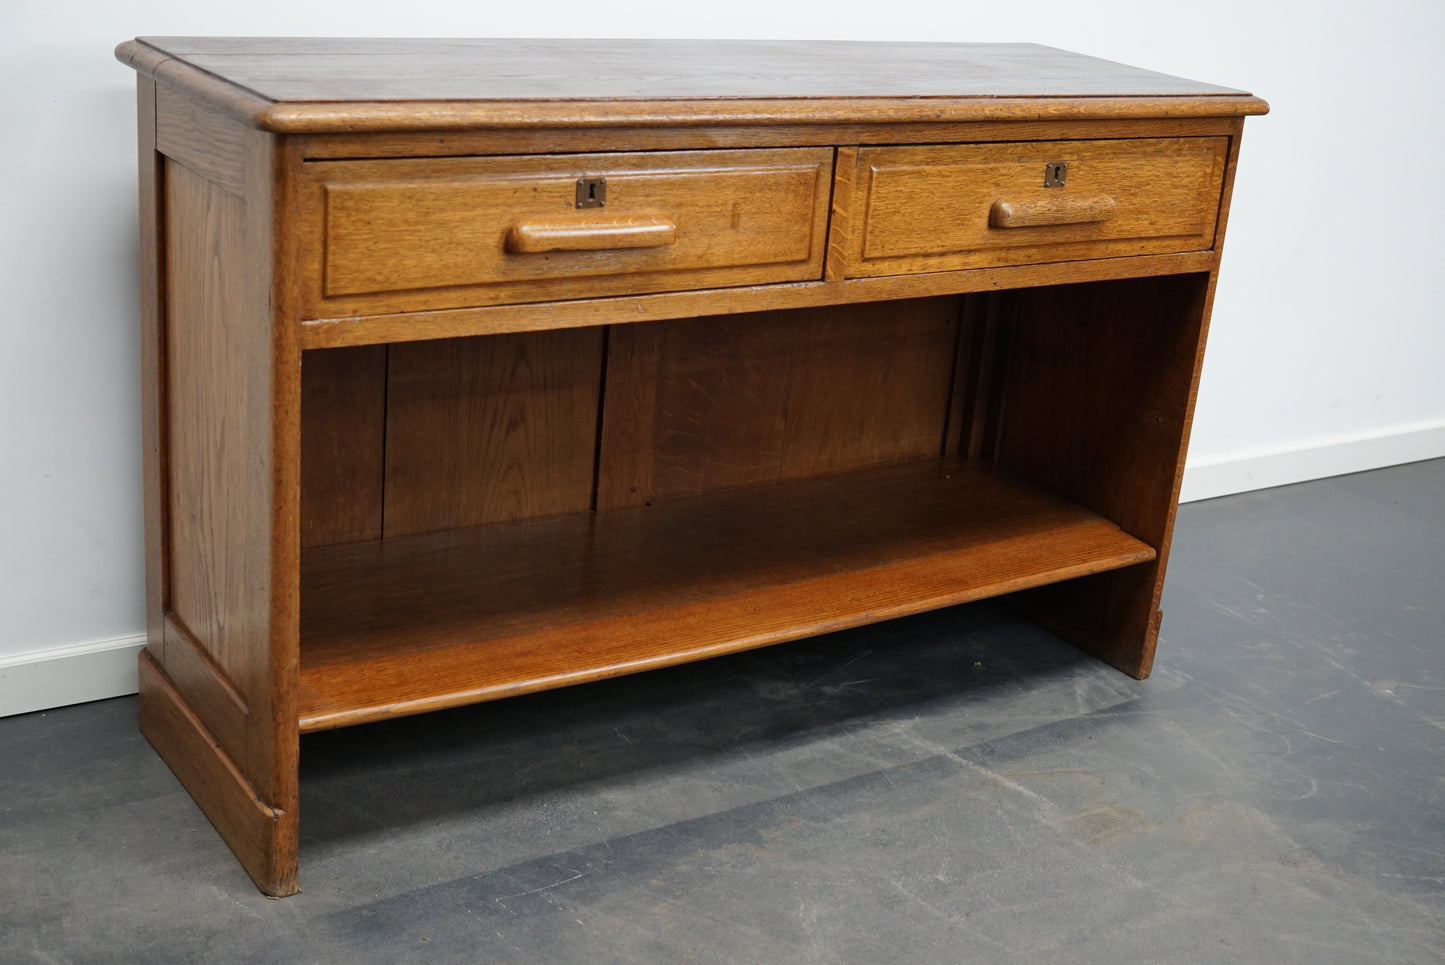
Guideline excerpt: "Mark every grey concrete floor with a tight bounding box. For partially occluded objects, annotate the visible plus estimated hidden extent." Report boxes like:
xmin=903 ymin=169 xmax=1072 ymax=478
xmin=2 ymin=459 xmax=1443 ymax=964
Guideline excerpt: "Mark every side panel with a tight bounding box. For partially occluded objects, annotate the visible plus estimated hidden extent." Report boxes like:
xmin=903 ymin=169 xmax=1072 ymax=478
xmin=994 ymin=273 xmax=1211 ymax=677
xmin=137 ymin=79 xmax=301 ymax=897
xmin=164 ymin=158 xmax=258 ymax=719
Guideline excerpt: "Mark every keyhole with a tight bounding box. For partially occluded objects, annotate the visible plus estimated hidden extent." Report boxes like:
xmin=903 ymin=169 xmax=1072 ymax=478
xmin=576 ymin=177 xmax=606 ymax=208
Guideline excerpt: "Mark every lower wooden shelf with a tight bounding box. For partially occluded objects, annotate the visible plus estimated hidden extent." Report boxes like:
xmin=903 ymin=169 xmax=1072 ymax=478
xmin=297 ymin=459 xmax=1155 ymax=731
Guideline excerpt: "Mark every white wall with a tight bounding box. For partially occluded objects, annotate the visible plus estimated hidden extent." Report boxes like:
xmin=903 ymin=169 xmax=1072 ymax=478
xmin=2 ymin=1 xmax=1442 ymax=713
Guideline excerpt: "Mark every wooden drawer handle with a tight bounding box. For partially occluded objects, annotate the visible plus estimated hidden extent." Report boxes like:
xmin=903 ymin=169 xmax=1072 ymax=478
xmin=505 ymin=215 xmax=678 ymax=253
xmin=989 ymin=197 xmax=1116 ymax=229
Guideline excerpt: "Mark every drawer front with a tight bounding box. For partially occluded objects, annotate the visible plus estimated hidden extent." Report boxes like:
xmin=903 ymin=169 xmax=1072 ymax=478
xmin=300 ymin=148 xmax=834 ymax=317
xmin=842 ymin=138 xmax=1229 ymax=278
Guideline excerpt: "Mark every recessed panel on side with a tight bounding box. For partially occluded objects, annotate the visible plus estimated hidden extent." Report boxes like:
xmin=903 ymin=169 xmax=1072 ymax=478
xmin=164 ymin=159 xmax=254 ymax=710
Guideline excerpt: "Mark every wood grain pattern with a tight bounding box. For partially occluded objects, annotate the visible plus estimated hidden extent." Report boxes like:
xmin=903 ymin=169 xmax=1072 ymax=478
xmin=297 ymin=249 xmax=1220 ymax=350
xmin=156 ymin=83 xmax=247 ymax=196
xmin=943 ymin=292 xmax=1012 ymax=461
xmin=300 ymin=346 xmax=386 ymax=548
xmin=138 ymin=653 xmax=295 ymax=896
xmin=597 ymin=300 xmax=959 ymax=505
xmin=164 ymin=158 xmax=253 ymax=704
xmin=825 ymin=146 xmax=857 ymax=282
xmin=594 ymin=321 xmax=665 ymax=512
xmin=162 ymin=614 xmax=250 ymax=764
xmin=299 ymin=149 xmax=832 ymax=318
xmin=846 ymin=138 xmax=1229 ymax=277
xmin=998 ymin=275 xmax=1209 ymax=547
xmin=995 ymin=273 xmax=1210 ymax=677
xmin=504 ymin=215 xmax=677 ymax=254
xmin=644 ymin=314 xmax=793 ymax=498
xmin=382 ymin=329 xmax=604 ymax=537
xmin=989 ymin=196 xmax=1115 ymax=229
xmin=116 ymin=39 xmax=1267 ymax=133
xmin=162 ymin=138 xmax=303 ymax=833
xmin=777 ymin=300 xmax=960 ymax=479
xmin=242 ymin=126 xmax=303 ymax=889
xmin=941 ymin=295 xmax=978 ymax=459
xmin=297 ymin=460 xmax=1156 ymax=729
xmin=964 ymin=293 xmax=1014 ymax=463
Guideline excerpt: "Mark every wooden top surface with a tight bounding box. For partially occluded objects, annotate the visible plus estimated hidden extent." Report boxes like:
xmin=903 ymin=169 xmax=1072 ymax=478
xmin=117 ymin=37 xmax=1268 ymax=132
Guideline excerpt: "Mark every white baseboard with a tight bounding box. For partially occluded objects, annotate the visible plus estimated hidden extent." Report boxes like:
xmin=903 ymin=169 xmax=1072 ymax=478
xmin=0 ymin=634 xmax=146 ymax=719
xmin=2 ymin=422 xmax=1441 ymax=719
xmin=1181 ymin=418 xmax=1445 ymax=503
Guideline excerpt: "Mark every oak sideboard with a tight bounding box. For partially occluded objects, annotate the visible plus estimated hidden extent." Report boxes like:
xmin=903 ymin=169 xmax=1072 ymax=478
xmin=115 ymin=37 xmax=1267 ymax=895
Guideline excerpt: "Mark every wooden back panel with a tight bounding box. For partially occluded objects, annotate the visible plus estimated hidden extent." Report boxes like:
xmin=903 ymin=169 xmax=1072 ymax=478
xmin=597 ymin=299 xmax=961 ymax=508
xmin=383 ymin=330 xmax=604 ymax=537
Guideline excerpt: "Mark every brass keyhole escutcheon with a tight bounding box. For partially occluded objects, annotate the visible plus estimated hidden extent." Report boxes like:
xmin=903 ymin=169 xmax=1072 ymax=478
xmin=576 ymin=177 xmax=606 ymax=208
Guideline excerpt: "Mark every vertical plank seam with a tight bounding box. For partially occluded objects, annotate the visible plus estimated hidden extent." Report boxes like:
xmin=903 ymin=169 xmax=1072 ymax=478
xmin=938 ymin=297 xmax=967 ymax=458
xmin=589 ymin=326 xmax=611 ymax=512
xmin=984 ymin=293 xmax=1019 ymax=463
xmin=379 ymin=344 xmax=392 ymax=538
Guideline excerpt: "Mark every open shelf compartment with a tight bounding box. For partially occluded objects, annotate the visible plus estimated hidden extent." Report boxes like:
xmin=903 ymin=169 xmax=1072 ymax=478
xmin=297 ymin=458 xmax=1155 ymax=730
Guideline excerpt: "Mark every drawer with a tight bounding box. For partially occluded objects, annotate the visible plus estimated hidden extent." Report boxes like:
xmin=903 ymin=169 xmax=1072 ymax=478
xmin=840 ymin=138 xmax=1229 ymax=278
xmin=299 ymin=148 xmax=834 ymax=317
